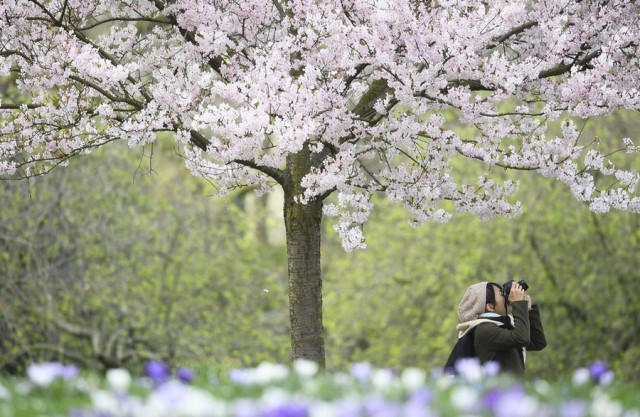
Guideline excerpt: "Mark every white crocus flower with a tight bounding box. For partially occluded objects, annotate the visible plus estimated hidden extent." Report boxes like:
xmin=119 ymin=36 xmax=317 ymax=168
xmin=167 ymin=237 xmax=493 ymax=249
xmin=591 ymin=394 xmax=623 ymax=417
xmin=450 ymin=385 xmax=479 ymax=412
xmin=294 ymin=359 xmax=319 ymax=378
xmin=573 ymin=368 xmax=591 ymax=386
xmin=0 ymin=383 xmax=10 ymax=400
xmin=400 ymin=368 xmax=425 ymax=391
xmin=145 ymin=380 xmax=225 ymax=417
xmin=106 ymin=368 xmax=132 ymax=392
xmin=371 ymin=368 xmax=395 ymax=390
xmin=26 ymin=363 xmax=60 ymax=387
xmin=91 ymin=390 xmax=120 ymax=416
xmin=253 ymin=362 xmax=289 ymax=384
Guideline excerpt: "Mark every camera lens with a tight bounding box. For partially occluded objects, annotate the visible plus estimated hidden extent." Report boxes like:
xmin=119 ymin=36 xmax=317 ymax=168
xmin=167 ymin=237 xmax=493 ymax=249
xmin=501 ymin=279 xmax=529 ymax=297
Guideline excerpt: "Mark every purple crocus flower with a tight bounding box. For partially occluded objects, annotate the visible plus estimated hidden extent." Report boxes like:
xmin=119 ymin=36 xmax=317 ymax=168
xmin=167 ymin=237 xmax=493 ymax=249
xmin=145 ymin=360 xmax=170 ymax=386
xmin=403 ymin=388 xmax=433 ymax=416
xmin=589 ymin=361 xmax=607 ymax=379
xmin=362 ymin=396 xmax=401 ymax=417
xmin=177 ymin=367 xmax=195 ymax=384
xmin=484 ymin=389 xmax=503 ymax=410
xmin=483 ymin=361 xmax=500 ymax=377
xmin=588 ymin=361 xmax=613 ymax=384
xmin=229 ymin=368 xmax=252 ymax=385
xmin=60 ymin=364 xmax=79 ymax=379
xmin=454 ymin=357 xmax=483 ymax=380
xmin=408 ymin=388 xmax=431 ymax=406
xmin=490 ymin=385 xmax=538 ymax=417
xmin=263 ymin=403 xmax=309 ymax=417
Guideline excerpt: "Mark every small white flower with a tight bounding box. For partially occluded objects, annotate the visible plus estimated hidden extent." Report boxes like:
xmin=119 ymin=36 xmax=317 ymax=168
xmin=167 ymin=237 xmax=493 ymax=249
xmin=532 ymin=379 xmax=551 ymax=396
xmin=371 ymin=368 xmax=395 ymax=390
xmin=400 ymin=368 xmax=425 ymax=391
xmin=450 ymin=385 xmax=479 ymax=411
xmin=309 ymin=401 xmax=335 ymax=417
xmin=15 ymin=381 xmax=32 ymax=395
xmin=106 ymin=368 xmax=132 ymax=392
xmin=145 ymin=380 xmax=225 ymax=417
xmin=294 ymin=359 xmax=319 ymax=378
xmin=573 ymin=368 xmax=590 ymax=386
xmin=253 ymin=362 xmax=289 ymax=384
xmin=26 ymin=363 xmax=63 ymax=387
xmin=591 ymin=394 xmax=623 ymax=417
xmin=0 ymin=383 xmax=10 ymax=400
xmin=179 ymin=388 xmax=226 ymax=417
xmin=599 ymin=370 xmax=615 ymax=386
xmin=91 ymin=390 xmax=120 ymax=415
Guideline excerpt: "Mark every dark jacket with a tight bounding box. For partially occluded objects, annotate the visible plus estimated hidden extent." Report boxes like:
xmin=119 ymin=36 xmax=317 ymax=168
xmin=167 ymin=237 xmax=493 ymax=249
xmin=474 ymin=300 xmax=547 ymax=376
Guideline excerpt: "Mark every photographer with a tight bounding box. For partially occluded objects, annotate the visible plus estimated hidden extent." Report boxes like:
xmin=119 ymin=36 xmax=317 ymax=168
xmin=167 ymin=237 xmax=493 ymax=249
xmin=452 ymin=280 xmax=547 ymax=377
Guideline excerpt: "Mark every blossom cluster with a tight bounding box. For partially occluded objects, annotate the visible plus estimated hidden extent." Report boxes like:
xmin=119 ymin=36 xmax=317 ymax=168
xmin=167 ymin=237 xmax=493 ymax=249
xmin=1 ymin=1 xmax=639 ymax=251
xmin=0 ymin=359 xmax=637 ymax=417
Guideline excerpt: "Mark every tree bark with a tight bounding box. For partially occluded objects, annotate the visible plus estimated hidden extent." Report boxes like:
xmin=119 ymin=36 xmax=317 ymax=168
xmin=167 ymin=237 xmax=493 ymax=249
xmin=283 ymin=148 xmax=325 ymax=366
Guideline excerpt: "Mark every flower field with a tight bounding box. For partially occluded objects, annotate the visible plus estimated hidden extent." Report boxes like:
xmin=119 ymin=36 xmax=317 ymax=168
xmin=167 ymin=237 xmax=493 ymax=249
xmin=0 ymin=359 xmax=638 ymax=417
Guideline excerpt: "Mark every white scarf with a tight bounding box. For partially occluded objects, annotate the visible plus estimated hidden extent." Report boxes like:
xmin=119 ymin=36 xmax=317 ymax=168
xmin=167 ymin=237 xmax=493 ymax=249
xmin=478 ymin=312 xmax=515 ymax=327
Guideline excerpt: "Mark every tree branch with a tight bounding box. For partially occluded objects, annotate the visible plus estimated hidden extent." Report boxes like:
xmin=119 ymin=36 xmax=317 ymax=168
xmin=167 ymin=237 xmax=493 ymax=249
xmin=77 ymin=17 xmax=172 ymax=31
xmin=233 ymin=158 xmax=288 ymax=186
xmin=538 ymin=50 xmax=601 ymax=78
xmin=15 ymin=343 xmax=92 ymax=367
xmin=272 ymin=0 xmax=286 ymax=18
xmin=445 ymin=79 xmax=495 ymax=92
xmin=0 ymin=104 xmax=42 ymax=109
xmin=50 ymin=314 xmax=94 ymax=339
xmin=0 ymin=50 xmax=33 ymax=63
xmin=351 ymin=78 xmax=396 ymax=123
xmin=58 ymin=0 xmax=69 ymax=26
xmin=69 ymin=75 xmax=144 ymax=109
xmin=486 ymin=21 xmax=539 ymax=49
xmin=342 ymin=63 xmax=369 ymax=95
xmin=189 ymin=129 xmax=211 ymax=152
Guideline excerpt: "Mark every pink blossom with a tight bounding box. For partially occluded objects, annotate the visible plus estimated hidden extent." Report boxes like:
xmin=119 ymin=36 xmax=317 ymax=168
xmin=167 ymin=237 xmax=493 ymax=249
xmin=1 ymin=0 xmax=639 ymax=246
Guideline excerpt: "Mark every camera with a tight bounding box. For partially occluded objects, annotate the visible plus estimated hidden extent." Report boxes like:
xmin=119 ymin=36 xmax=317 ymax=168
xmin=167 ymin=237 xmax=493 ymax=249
xmin=501 ymin=279 xmax=529 ymax=298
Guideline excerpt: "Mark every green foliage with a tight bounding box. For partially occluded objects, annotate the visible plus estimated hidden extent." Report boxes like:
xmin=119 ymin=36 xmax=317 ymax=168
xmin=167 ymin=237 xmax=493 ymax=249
xmin=321 ymin=163 xmax=639 ymax=381
xmin=0 ymin=142 xmax=289 ymax=372
xmin=319 ymin=110 xmax=640 ymax=381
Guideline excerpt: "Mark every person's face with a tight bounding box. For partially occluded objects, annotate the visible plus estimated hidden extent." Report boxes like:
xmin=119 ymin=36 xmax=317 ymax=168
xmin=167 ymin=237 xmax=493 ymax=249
xmin=487 ymin=285 xmax=510 ymax=315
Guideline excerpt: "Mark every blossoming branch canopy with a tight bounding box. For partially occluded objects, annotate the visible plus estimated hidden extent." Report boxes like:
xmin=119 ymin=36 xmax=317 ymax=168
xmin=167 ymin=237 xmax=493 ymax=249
xmin=0 ymin=0 xmax=638 ymax=238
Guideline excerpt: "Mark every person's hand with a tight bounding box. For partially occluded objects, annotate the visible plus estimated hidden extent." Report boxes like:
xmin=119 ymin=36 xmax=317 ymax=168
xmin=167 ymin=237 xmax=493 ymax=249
xmin=508 ymin=282 xmax=526 ymax=304
xmin=524 ymin=294 xmax=532 ymax=310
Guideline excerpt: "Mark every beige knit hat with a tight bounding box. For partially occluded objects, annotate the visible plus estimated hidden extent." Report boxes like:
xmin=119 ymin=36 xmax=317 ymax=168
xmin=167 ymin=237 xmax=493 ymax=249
xmin=458 ymin=282 xmax=488 ymax=323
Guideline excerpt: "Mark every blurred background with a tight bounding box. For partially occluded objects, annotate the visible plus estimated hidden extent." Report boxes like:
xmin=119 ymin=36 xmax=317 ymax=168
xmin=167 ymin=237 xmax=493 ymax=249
xmin=1 ymin=111 xmax=638 ymax=382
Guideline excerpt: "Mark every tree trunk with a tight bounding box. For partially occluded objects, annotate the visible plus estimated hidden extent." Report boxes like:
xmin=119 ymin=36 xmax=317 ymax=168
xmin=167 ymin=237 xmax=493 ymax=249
xmin=283 ymin=149 xmax=325 ymax=366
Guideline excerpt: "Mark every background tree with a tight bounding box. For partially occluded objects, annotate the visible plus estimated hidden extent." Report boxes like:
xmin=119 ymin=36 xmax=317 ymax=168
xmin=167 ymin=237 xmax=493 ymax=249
xmin=0 ymin=143 xmax=290 ymax=372
xmin=1 ymin=1 xmax=639 ymax=366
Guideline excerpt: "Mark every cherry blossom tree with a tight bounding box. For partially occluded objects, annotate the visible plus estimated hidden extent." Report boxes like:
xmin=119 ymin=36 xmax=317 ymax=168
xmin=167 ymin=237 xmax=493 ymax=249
xmin=2 ymin=0 xmax=639 ymax=366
